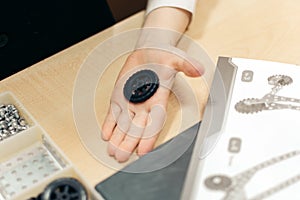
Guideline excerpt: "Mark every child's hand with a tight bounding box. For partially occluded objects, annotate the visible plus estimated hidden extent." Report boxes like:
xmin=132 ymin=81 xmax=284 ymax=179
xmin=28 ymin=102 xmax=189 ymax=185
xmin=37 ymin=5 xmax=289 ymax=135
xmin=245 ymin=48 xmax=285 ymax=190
xmin=101 ymin=46 xmax=204 ymax=162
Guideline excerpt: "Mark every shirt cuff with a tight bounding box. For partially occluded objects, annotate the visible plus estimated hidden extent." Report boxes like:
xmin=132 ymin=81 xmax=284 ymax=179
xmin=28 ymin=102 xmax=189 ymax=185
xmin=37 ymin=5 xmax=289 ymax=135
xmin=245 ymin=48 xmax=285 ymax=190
xmin=146 ymin=0 xmax=197 ymax=15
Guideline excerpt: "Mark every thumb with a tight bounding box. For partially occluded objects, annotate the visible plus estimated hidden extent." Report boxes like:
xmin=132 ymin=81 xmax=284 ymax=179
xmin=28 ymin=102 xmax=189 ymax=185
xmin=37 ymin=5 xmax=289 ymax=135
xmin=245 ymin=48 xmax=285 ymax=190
xmin=179 ymin=56 xmax=205 ymax=77
xmin=164 ymin=45 xmax=205 ymax=77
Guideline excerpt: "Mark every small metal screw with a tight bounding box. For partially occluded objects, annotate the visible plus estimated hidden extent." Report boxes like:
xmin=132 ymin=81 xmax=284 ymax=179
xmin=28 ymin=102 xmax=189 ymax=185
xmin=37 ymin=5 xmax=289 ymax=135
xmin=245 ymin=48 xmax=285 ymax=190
xmin=0 ymin=104 xmax=29 ymax=140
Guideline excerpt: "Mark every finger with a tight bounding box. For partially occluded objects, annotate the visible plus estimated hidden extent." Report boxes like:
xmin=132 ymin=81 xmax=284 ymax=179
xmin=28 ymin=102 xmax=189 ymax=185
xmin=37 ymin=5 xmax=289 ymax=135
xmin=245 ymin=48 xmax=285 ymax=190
xmin=142 ymin=105 xmax=166 ymax=139
xmin=180 ymin=56 xmax=205 ymax=77
xmin=101 ymin=103 xmax=121 ymax=141
xmin=116 ymin=110 xmax=133 ymax=133
xmin=108 ymin=127 xmax=126 ymax=156
xmin=137 ymin=105 xmax=166 ymax=156
xmin=107 ymin=111 xmax=133 ymax=156
xmin=167 ymin=46 xmax=205 ymax=77
xmin=115 ymin=112 xmax=148 ymax=162
xmin=137 ymin=135 xmax=160 ymax=156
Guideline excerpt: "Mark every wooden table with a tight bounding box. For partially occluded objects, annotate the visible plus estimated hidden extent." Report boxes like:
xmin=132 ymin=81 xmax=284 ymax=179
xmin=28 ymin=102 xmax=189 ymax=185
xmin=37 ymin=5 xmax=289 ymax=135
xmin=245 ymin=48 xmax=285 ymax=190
xmin=1 ymin=0 xmax=300 ymax=188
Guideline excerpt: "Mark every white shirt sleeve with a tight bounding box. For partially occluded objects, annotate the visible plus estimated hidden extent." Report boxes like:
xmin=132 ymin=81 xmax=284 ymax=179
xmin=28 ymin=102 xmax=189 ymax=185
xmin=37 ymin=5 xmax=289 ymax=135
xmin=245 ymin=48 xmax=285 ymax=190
xmin=146 ymin=0 xmax=197 ymax=15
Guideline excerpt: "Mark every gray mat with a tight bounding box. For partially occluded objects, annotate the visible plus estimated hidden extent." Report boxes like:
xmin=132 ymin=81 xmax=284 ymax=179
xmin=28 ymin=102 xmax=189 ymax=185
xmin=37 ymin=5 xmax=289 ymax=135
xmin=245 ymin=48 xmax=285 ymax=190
xmin=95 ymin=122 xmax=200 ymax=200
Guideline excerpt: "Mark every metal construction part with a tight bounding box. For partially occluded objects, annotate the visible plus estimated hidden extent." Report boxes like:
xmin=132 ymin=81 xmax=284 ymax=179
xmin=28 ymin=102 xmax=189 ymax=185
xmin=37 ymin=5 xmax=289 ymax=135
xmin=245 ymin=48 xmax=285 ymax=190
xmin=0 ymin=104 xmax=29 ymax=140
xmin=204 ymin=150 xmax=300 ymax=200
xmin=123 ymin=69 xmax=159 ymax=103
xmin=0 ymin=142 xmax=67 ymax=199
xmin=235 ymin=75 xmax=300 ymax=113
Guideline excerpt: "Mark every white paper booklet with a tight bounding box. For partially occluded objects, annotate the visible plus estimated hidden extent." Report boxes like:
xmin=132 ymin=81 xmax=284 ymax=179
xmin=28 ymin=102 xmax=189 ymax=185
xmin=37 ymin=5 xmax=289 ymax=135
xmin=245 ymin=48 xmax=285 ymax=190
xmin=182 ymin=57 xmax=300 ymax=200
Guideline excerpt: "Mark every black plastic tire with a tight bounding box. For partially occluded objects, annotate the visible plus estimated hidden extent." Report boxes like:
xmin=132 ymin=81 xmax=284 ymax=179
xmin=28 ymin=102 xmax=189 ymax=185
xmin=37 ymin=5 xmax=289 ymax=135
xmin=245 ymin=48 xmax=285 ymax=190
xmin=41 ymin=177 xmax=88 ymax=200
xmin=123 ymin=69 xmax=159 ymax=103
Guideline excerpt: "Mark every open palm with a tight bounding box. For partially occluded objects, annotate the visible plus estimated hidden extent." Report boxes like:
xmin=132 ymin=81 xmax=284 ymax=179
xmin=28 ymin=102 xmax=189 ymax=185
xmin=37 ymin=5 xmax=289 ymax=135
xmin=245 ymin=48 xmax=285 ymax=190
xmin=102 ymin=47 xmax=204 ymax=162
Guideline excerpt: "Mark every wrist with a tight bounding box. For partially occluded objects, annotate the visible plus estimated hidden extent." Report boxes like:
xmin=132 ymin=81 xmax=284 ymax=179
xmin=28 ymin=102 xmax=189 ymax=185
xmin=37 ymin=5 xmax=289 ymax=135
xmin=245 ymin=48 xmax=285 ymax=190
xmin=143 ymin=7 xmax=191 ymax=33
xmin=135 ymin=27 xmax=183 ymax=48
xmin=136 ymin=7 xmax=191 ymax=48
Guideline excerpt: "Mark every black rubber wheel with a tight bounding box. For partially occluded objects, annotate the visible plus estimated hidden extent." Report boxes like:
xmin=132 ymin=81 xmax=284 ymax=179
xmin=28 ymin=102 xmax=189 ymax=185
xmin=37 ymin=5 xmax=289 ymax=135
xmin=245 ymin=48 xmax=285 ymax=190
xmin=41 ymin=178 xmax=88 ymax=200
xmin=123 ymin=69 xmax=159 ymax=103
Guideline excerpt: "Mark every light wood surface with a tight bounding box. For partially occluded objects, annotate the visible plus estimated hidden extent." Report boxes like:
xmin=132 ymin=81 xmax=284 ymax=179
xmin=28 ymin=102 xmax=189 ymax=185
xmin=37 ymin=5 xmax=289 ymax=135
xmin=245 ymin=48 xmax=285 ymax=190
xmin=1 ymin=0 xmax=300 ymax=187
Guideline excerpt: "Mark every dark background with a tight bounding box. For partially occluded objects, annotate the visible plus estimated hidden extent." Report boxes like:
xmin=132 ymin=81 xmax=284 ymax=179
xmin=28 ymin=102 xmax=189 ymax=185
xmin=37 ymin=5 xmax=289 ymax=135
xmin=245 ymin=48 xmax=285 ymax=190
xmin=0 ymin=0 xmax=146 ymax=80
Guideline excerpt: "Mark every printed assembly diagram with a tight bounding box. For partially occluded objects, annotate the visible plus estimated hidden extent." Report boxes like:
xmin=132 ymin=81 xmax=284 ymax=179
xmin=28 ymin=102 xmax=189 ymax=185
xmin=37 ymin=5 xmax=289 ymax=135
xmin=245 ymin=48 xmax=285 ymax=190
xmin=204 ymin=150 xmax=300 ymax=200
xmin=235 ymin=75 xmax=300 ymax=114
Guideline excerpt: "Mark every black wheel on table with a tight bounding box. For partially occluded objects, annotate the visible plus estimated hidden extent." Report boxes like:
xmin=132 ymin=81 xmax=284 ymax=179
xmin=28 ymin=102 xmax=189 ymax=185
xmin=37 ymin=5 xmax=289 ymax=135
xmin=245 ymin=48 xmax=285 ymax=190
xmin=41 ymin=177 xmax=88 ymax=200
